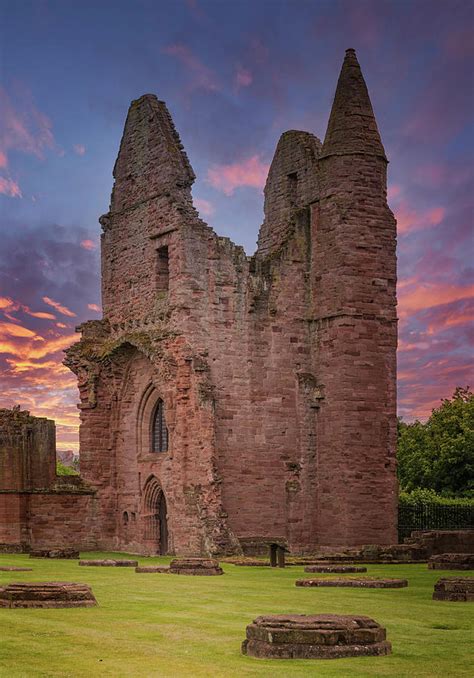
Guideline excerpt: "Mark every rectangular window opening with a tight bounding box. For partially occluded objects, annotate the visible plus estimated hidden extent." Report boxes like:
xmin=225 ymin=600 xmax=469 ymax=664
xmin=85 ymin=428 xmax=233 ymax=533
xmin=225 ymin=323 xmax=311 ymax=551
xmin=156 ymin=246 xmax=169 ymax=291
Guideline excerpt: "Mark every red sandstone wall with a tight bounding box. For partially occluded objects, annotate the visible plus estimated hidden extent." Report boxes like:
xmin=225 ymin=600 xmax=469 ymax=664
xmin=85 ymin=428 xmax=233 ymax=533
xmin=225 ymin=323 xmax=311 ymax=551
xmin=28 ymin=492 xmax=98 ymax=550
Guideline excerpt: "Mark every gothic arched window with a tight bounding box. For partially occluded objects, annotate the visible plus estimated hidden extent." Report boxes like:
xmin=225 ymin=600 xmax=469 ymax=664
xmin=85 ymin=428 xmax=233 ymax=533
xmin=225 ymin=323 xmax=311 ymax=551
xmin=151 ymin=399 xmax=168 ymax=453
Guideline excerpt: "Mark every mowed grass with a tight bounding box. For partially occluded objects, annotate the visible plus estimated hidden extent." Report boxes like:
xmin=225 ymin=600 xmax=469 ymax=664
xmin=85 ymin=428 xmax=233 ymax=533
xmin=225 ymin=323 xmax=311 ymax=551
xmin=0 ymin=553 xmax=473 ymax=678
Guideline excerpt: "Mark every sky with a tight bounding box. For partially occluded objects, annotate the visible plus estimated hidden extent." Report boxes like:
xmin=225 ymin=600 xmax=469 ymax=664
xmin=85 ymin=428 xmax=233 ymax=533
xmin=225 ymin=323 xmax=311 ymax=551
xmin=0 ymin=0 xmax=473 ymax=452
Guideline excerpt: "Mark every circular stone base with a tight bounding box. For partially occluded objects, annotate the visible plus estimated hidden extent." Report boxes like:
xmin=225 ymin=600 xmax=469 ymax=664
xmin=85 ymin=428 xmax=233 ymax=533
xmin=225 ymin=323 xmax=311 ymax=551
xmin=296 ymin=578 xmax=408 ymax=588
xmin=79 ymin=559 xmax=138 ymax=567
xmin=242 ymin=614 xmax=391 ymax=659
xmin=135 ymin=566 xmax=170 ymax=574
xmin=428 ymin=554 xmax=474 ymax=570
xmin=433 ymin=577 xmax=474 ymax=602
xmin=304 ymin=565 xmax=367 ymax=573
xmin=169 ymin=558 xmax=223 ymax=575
xmin=0 ymin=582 xmax=97 ymax=608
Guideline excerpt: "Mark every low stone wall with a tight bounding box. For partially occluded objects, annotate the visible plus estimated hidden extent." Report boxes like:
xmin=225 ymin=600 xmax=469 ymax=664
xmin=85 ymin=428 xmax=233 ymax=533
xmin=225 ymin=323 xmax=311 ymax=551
xmin=296 ymin=578 xmax=408 ymax=588
xmin=408 ymin=530 xmax=474 ymax=556
xmin=428 ymin=553 xmax=474 ymax=570
xmin=0 ymin=582 xmax=97 ymax=608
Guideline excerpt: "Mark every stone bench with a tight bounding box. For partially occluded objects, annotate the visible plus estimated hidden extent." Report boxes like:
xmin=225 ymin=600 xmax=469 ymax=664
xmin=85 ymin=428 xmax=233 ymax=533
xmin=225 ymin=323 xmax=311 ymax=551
xmin=0 ymin=582 xmax=97 ymax=608
xmin=79 ymin=559 xmax=138 ymax=567
xmin=428 ymin=553 xmax=474 ymax=570
xmin=433 ymin=577 xmax=474 ymax=602
xmin=296 ymin=577 xmax=408 ymax=588
xmin=304 ymin=565 xmax=367 ymax=573
xmin=242 ymin=614 xmax=391 ymax=659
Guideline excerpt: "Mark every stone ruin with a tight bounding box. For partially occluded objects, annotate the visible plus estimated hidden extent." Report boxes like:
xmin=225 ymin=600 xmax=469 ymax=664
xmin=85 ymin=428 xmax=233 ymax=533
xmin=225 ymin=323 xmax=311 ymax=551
xmin=0 ymin=566 xmax=32 ymax=572
xmin=241 ymin=614 xmax=391 ymax=659
xmin=304 ymin=564 xmax=367 ymax=573
xmin=1 ymin=49 xmax=398 ymax=558
xmin=428 ymin=553 xmax=474 ymax=570
xmin=295 ymin=577 xmax=408 ymax=588
xmin=30 ymin=548 xmax=79 ymax=559
xmin=169 ymin=558 xmax=223 ymax=575
xmin=432 ymin=577 xmax=474 ymax=602
xmin=78 ymin=559 xmax=138 ymax=567
xmin=0 ymin=582 xmax=97 ymax=608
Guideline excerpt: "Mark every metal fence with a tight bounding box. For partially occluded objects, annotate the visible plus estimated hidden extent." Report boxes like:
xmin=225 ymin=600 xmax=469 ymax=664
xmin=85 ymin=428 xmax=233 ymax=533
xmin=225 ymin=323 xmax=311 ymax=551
xmin=398 ymin=503 xmax=474 ymax=542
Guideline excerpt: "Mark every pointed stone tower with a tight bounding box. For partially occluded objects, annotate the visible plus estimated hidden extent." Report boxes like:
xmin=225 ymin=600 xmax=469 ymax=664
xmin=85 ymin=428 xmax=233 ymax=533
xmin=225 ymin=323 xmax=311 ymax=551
xmin=311 ymin=49 xmax=398 ymax=544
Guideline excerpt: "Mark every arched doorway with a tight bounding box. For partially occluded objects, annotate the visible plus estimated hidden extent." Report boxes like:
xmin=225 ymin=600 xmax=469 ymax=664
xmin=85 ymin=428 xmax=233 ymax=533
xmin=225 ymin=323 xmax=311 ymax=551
xmin=143 ymin=476 xmax=169 ymax=555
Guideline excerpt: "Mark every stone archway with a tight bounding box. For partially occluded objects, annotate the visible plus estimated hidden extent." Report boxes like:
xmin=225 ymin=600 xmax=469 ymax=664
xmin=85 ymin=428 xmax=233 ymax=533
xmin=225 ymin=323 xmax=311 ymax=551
xmin=143 ymin=476 xmax=169 ymax=555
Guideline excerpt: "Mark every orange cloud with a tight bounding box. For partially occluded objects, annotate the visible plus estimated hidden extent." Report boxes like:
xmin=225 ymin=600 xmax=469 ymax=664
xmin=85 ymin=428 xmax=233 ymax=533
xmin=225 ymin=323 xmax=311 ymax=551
xmin=80 ymin=239 xmax=96 ymax=250
xmin=0 ymin=322 xmax=37 ymax=339
xmin=0 ymin=176 xmax=22 ymax=198
xmin=87 ymin=303 xmax=101 ymax=312
xmin=207 ymin=155 xmax=269 ymax=195
xmin=42 ymin=296 xmax=76 ymax=318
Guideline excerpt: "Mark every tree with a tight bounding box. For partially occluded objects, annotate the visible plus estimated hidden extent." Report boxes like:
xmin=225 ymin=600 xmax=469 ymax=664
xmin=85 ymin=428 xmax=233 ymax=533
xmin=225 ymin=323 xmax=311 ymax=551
xmin=397 ymin=387 xmax=474 ymax=496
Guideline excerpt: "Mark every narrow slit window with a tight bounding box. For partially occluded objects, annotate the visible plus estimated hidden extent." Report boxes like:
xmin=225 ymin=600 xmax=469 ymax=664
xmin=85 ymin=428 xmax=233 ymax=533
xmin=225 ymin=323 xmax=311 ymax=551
xmin=287 ymin=171 xmax=298 ymax=206
xmin=156 ymin=246 xmax=169 ymax=291
xmin=151 ymin=399 xmax=168 ymax=453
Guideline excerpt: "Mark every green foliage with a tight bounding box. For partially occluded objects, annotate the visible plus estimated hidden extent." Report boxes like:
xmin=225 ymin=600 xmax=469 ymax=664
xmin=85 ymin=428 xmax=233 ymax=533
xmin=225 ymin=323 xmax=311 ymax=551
xmin=399 ymin=489 xmax=474 ymax=507
xmin=398 ymin=387 xmax=474 ymax=496
xmin=56 ymin=460 xmax=79 ymax=476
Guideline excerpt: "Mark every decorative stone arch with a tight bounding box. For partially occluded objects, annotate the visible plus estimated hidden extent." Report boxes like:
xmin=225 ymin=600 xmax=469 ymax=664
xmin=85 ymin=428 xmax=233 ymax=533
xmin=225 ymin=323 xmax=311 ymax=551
xmin=142 ymin=475 xmax=169 ymax=555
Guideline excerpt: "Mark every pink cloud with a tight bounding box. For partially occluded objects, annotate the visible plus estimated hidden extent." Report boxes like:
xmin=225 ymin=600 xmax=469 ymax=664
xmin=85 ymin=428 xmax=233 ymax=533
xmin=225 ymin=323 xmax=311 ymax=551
xmin=87 ymin=303 xmax=101 ymax=312
xmin=395 ymin=202 xmax=446 ymax=234
xmin=235 ymin=65 xmax=253 ymax=90
xmin=0 ymin=85 xmax=57 ymax=167
xmin=207 ymin=155 xmax=269 ymax=195
xmin=163 ymin=43 xmax=219 ymax=92
xmin=42 ymin=296 xmax=76 ymax=318
xmin=0 ymin=151 xmax=7 ymax=168
xmin=0 ymin=176 xmax=22 ymax=198
xmin=80 ymin=239 xmax=96 ymax=250
xmin=398 ymin=281 xmax=474 ymax=317
xmin=73 ymin=144 xmax=86 ymax=156
xmin=194 ymin=197 xmax=215 ymax=217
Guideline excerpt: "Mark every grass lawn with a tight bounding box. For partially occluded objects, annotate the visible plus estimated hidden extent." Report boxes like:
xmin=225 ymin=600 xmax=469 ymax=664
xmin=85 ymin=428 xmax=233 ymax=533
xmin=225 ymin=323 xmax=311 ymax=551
xmin=0 ymin=552 xmax=472 ymax=677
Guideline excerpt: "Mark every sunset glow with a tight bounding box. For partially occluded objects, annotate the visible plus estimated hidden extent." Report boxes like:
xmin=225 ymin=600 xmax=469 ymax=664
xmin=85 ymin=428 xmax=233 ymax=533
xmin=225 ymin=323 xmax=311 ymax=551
xmin=1 ymin=1 xmax=472 ymax=451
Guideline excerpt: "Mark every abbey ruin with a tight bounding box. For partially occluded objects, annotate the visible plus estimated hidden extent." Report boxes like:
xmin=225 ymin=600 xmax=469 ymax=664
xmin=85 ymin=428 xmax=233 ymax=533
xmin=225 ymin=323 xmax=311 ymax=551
xmin=0 ymin=49 xmax=398 ymax=556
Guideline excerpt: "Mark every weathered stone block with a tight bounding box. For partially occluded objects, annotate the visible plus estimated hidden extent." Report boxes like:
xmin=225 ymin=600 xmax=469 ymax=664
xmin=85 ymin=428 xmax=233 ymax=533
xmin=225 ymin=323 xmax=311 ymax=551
xmin=79 ymin=559 xmax=138 ymax=567
xmin=135 ymin=566 xmax=170 ymax=573
xmin=428 ymin=553 xmax=474 ymax=570
xmin=169 ymin=558 xmax=223 ymax=575
xmin=432 ymin=577 xmax=474 ymax=602
xmin=304 ymin=565 xmax=367 ymax=573
xmin=0 ymin=567 xmax=32 ymax=571
xmin=0 ymin=582 xmax=97 ymax=608
xmin=30 ymin=548 xmax=79 ymax=559
xmin=296 ymin=578 xmax=408 ymax=588
xmin=241 ymin=614 xmax=391 ymax=659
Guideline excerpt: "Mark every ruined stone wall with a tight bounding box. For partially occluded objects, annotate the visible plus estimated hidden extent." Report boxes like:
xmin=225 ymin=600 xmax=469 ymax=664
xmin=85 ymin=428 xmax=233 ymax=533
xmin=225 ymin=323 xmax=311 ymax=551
xmin=63 ymin=49 xmax=398 ymax=555
xmin=0 ymin=408 xmax=56 ymax=491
